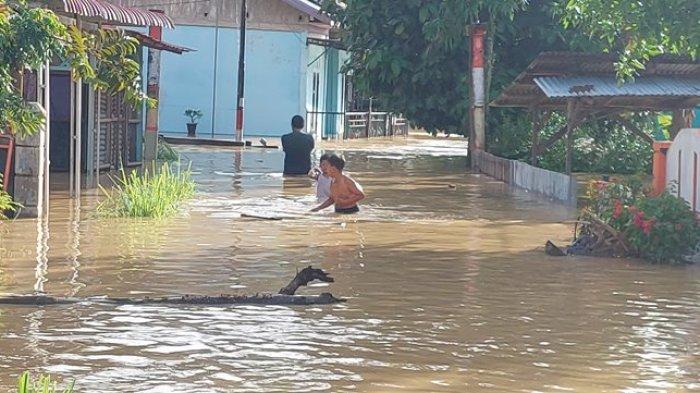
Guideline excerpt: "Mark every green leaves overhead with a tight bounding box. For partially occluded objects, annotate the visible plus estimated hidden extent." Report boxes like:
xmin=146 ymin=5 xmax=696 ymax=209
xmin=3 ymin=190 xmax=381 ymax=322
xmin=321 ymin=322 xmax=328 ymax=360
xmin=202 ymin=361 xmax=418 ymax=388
xmin=327 ymin=0 xmax=697 ymax=136
xmin=0 ymin=0 xmax=154 ymax=137
xmin=324 ymin=0 xmax=527 ymax=134
xmin=560 ymin=0 xmax=699 ymax=81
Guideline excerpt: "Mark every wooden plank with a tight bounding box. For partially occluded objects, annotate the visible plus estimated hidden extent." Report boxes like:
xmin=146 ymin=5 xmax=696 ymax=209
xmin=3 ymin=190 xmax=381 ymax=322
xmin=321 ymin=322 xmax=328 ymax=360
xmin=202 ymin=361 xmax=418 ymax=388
xmin=535 ymin=124 xmax=567 ymax=154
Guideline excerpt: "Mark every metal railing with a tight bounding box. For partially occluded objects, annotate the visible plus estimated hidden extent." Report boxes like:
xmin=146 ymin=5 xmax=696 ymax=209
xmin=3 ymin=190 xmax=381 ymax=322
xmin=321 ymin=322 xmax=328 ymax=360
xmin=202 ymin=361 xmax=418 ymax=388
xmin=307 ymin=111 xmax=408 ymax=140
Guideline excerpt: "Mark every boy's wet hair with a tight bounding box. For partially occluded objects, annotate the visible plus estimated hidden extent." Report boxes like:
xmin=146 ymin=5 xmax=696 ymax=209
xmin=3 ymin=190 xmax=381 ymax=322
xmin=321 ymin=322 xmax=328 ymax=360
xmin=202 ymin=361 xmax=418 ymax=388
xmin=291 ymin=115 xmax=304 ymax=130
xmin=327 ymin=154 xmax=345 ymax=171
xmin=320 ymin=153 xmax=332 ymax=163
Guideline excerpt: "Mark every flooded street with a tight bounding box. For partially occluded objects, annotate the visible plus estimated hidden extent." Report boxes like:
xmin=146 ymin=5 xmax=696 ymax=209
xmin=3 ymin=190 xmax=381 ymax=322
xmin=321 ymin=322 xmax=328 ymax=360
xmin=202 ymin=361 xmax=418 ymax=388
xmin=0 ymin=136 xmax=699 ymax=392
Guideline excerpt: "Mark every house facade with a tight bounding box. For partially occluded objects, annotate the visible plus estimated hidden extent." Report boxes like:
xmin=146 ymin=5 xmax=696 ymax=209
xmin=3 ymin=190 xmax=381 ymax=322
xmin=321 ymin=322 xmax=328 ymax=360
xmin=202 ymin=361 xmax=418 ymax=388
xmin=119 ymin=0 xmax=348 ymax=139
xmin=1 ymin=1 xmax=182 ymax=217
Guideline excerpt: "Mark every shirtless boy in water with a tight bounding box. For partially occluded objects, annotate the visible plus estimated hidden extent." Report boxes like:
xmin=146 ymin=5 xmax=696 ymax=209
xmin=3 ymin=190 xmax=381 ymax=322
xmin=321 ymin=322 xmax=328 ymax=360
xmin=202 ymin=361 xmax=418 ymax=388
xmin=310 ymin=154 xmax=365 ymax=214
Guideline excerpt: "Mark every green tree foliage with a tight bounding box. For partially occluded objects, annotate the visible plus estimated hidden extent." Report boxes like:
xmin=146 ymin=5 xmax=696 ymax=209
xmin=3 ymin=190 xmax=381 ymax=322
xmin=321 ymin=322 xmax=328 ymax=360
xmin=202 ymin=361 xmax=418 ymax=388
xmin=0 ymin=2 xmax=65 ymax=137
xmin=329 ymin=0 xmax=678 ymax=174
xmin=486 ymin=0 xmax=656 ymax=174
xmin=324 ymin=0 xmax=526 ymax=134
xmin=0 ymin=0 xmax=153 ymax=137
xmin=560 ymin=0 xmax=699 ymax=81
xmin=488 ymin=112 xmax=654 ymax=174
xmin=538 ymin=116 xmax=654 ymax=174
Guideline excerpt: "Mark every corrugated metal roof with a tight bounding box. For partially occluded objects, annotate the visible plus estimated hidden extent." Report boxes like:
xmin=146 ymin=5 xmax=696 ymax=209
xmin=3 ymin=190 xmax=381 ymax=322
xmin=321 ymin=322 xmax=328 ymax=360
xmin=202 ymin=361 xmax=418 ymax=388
xmin=58 ymin=0 xmax=174 ymax=28
xmin=492 ymin=52 xmax=700 ymax=109
xmin=279 ymin=0 xmax=332 ymax=24
xmin=124 ymin=30 xmax=193 ymax=54
xmin=527 ymin=52 xmax=700 ymax=77
xmin=535 ymin=76 xmax=700 ymax=98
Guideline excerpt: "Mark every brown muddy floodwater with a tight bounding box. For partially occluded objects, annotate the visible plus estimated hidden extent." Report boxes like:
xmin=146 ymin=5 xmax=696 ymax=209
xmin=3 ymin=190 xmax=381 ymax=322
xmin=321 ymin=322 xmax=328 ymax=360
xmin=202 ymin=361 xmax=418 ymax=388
xmin=0 ymin=136 xmax=699 ymax=392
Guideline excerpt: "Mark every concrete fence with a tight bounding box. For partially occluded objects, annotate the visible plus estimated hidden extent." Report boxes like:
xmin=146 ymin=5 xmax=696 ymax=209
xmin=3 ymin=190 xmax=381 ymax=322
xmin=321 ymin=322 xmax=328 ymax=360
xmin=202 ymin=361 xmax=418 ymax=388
xmin=473 ymin=150 xmax=577 ymax=205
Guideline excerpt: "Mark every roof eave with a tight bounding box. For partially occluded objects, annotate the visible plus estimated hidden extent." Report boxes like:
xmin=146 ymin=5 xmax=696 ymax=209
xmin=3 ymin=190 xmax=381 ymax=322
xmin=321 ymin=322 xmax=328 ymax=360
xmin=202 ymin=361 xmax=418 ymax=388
xmin=279 ymin=0 xmax=333 ymax=25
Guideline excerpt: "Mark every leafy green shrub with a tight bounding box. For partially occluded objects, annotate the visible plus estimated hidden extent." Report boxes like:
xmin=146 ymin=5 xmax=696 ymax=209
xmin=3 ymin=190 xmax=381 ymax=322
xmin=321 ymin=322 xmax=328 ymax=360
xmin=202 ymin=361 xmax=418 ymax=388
xmin=17 ymin=371 xmax=74 ymax=393
xmin=0 ymin=174 xmax=18 ymax=219
xmin=157 ymin=137 xmax=179 ymax=162
xmin=488 ymin=111 xmax=654 ymax=175
xmin=584 ymin=181 xmax=700 ymax=264
xmin=97 ymin=162 xmax=195 ymax=218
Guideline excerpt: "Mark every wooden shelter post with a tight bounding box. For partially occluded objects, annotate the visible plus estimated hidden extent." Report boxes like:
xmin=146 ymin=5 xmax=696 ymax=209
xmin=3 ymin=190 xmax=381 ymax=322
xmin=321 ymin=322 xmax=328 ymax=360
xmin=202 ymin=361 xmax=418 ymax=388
xmin=530 ymin=110 xmax=541 ymax=166
xmin=530 ymin=109 xmax=550 ymax=166
xmin=671 ymin=109 xmax=693 ymax=140
xmin=565 ymin=99 xmax=579 ymax=175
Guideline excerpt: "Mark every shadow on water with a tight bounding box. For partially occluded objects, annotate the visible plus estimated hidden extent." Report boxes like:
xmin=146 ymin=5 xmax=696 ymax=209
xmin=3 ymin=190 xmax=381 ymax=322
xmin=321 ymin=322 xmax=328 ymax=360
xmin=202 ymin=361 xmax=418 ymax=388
xmin=0 ymin=136 xmax=698 ymax=392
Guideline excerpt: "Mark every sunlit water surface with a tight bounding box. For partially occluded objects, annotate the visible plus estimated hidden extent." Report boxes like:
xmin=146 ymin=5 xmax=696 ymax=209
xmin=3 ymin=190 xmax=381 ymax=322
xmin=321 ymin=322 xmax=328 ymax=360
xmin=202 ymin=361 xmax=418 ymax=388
xmin=0 ymin=136 xmax=698 ymax=392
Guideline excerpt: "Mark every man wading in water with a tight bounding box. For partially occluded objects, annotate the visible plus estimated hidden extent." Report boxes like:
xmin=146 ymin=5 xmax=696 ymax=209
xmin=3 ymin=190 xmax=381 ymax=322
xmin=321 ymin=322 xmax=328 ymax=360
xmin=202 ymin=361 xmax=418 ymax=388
xmin=311 ymin=154 xmax=365 ymax=214
xmin=281 ymin=115 xmax=314 ymax=176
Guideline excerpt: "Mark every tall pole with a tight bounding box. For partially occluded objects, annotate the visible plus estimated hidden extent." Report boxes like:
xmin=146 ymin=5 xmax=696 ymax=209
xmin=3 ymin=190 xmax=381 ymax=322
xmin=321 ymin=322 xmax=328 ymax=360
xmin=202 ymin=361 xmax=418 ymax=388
xmin=470 ymin=24 xmax=487 ymax=156
xmin=74 ymin=76 xmax=82 ymax=198
xmin=211 ymin=0 xmax=221 ymax=137
xmin=43 ymin=60 xmax=50 ymax=216
xmin=144 ymin=10 xmax=164 ymax=165
xmin=75 ymin=19 xmax=83 ymax=199
xmin=235 ymin=0 xmax=247 ymax=142
xmin=69 ymin=73 xmax=74 ymax=198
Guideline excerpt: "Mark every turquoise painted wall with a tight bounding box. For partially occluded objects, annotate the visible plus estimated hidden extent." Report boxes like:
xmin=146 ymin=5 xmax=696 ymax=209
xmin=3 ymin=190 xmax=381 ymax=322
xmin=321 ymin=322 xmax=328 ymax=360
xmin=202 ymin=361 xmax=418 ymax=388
xmin=305 ymin=45 xmax=348 ymax=139
xmin=159 ymin=26 xmax=307 ymax=137
xmin=306 ymin=43 xmax=327 ymax=140
xmin=694 ymin=108 xmax=700 ymax=128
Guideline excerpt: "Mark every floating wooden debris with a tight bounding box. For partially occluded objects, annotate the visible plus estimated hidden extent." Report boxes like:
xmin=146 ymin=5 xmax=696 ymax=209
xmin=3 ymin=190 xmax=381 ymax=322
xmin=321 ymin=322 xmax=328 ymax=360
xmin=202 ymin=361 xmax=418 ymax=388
xmin=240 ymin=213 xmax=285 ymax=221
xmin=546 ymin=212 xmax=635 ymax=258
xmin=545 ymin=240 xmax=566 ymax=256
xmin=0 ymin=267 xmax=344 ymax=306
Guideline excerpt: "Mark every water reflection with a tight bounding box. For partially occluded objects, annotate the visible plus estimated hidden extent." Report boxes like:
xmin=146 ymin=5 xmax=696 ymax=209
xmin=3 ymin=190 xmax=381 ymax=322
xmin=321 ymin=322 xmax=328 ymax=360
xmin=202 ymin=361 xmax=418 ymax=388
xmin=33 ymin=215 xmax=49 ymax=293
xmin=0 ymin=136 xmax=698 ymax=392
xmin=67 ymin=199 xmax=84 ymax=295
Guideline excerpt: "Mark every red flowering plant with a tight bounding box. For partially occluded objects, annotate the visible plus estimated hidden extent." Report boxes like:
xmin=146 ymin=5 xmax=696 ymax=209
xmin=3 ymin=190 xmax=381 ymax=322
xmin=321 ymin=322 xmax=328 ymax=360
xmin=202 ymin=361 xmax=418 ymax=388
xmin=626 ymin=193 xmax=700 ymax=263
xmin=583 ymin=181 xmax=700 ymax=264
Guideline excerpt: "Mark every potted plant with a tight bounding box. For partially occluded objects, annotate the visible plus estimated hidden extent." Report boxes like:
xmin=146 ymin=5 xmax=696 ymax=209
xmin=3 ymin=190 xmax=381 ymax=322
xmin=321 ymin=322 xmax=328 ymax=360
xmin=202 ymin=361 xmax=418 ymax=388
xmin=184 ymin=108 xmax=203 ymax=137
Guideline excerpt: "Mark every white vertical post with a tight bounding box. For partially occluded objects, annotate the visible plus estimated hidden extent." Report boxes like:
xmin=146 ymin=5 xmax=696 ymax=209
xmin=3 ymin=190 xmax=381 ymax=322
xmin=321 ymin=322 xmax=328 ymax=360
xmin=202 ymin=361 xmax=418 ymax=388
xmin=44 ymin=62 xmax=50 ymax=216
xmin=69 ymin=76 xmax=75 ymax=198
xmin=75 ymin=78 xmax=82 ymax=197
xmin=86 ymin=74 xmax=95 ymax=188
xmin=68 ymin=20 xmax=82 ymax=198
xmin=96 ymin=90 xmax=101 ymax=188
xmin=38 ymin=62 xmax=50 ymax=218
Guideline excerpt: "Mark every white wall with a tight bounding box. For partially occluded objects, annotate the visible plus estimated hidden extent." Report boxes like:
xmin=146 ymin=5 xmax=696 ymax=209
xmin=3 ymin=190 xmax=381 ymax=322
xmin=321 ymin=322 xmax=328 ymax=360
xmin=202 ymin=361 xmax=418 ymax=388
xmin=666 ymin=128 xmax=700 ymax=213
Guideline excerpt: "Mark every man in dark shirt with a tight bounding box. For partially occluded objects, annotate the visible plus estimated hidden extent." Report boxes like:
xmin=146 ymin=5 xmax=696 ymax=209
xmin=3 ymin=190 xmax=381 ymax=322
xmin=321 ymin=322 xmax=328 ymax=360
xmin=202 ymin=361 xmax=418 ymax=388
xmin=281 ymin=115 xmax=315 ymax=175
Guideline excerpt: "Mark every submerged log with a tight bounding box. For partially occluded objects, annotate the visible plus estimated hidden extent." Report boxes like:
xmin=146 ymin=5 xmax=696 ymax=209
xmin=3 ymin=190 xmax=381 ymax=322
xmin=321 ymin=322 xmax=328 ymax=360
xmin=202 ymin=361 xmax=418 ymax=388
xmin=0 ymin=267 xmax=344 ymax=306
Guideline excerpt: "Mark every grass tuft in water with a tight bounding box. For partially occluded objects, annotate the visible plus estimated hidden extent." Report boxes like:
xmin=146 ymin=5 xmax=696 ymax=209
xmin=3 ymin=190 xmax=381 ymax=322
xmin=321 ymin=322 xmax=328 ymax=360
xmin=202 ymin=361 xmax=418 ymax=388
xmin=97 ymin=162 xmax=196 ymax=218
xmin=17 ymin=371 xmax=75 ymax=393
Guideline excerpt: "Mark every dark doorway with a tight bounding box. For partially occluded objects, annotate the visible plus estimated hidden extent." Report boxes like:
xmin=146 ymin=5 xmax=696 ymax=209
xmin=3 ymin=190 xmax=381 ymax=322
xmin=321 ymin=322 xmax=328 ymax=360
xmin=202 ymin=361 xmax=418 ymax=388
xmin=49 ymin=72 xmax=88 ymax=173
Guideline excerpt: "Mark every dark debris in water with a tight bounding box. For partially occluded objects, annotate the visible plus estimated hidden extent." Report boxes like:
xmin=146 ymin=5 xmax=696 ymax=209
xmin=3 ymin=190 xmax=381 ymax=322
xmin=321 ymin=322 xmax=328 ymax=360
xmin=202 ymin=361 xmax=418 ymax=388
xmin=0 ymin=267 xmax=344 ymax=306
